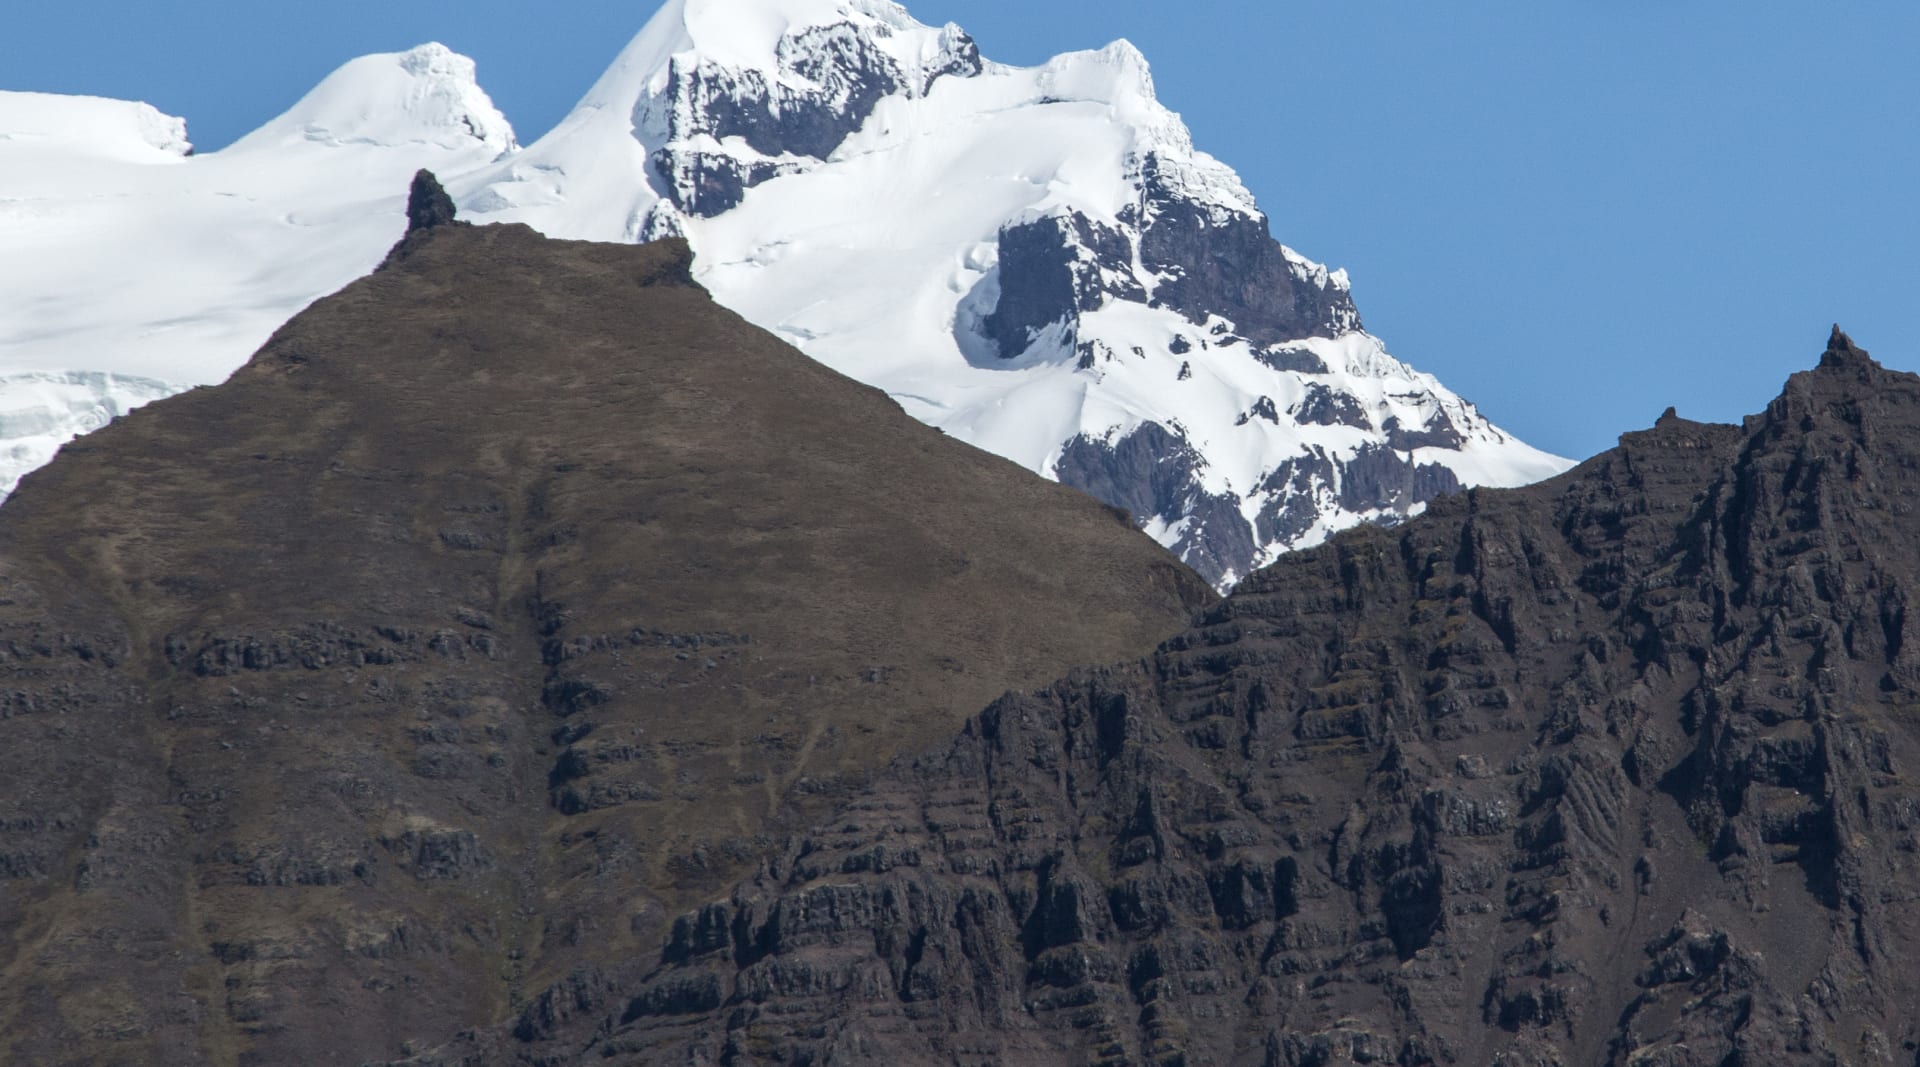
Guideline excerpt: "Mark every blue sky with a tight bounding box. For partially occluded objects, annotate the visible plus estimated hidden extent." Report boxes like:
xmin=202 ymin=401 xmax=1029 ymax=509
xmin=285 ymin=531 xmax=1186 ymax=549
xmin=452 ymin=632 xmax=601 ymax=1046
xmin=8 ymin=1 xmax=1919 ymax=461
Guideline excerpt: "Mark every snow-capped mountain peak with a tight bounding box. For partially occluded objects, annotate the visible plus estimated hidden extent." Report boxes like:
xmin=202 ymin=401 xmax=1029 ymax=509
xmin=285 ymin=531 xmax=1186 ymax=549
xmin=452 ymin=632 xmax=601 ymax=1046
xmin=456 ymin=2 xmax=1569 ymax=586
xmin=226 ymin=43 xmax=516 ymax=155
xmin=668 ymin=0 xmax=964 ymax=76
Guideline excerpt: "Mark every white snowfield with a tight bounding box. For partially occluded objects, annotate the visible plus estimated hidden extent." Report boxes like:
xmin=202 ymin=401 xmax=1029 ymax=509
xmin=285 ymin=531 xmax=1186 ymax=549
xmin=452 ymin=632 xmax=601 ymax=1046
xmin=0 ymin=0 xmax=1570 ymax=584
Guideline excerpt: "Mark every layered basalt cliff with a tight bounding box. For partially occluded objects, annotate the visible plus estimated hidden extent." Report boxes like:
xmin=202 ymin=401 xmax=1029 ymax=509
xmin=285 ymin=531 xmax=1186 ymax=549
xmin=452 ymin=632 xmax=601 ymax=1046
xmin=414 ymin=329 xmax=1920 ymax=1066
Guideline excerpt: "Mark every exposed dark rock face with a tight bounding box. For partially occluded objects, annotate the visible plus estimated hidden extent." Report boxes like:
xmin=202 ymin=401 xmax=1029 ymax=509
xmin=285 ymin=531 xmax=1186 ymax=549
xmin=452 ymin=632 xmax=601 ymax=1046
xmin=982 ymin=213 xmax=1144 ymax=360
xmin=647 ymin=148 xmax=796 ymax=224
xmin=1336 ymin=441 xmax=1463 ymax=514
xmin=0 ymin=223 xmax=1212 ymax=1065
xmin=1255 ymin=343 xmax=1332 ymax=375
xmin=1059 ymin=424 xmax=1467 ymax=588
xmin=408 ymin=330 xmax=1920 ymax=1066
xmin=1133 ymin=153 xmax=1362 ymax=346
xmin=642 ymin=23 xmax=982 ymax=216
xmin=1296 ymin=381 xmax=1372 ymax=429
xmin=1385 ymin=408 xmax=1468 ymax=451
xmin=1248 ymin=444 xmax=1461 ymax=564
xmin=1236 ymin=396 xmax=1282 ymax=426
xmin=1055 ymin=423 xmax=1258 ymax=586
xmin=1253 ymin=446 xmax=1338 ymax=547
xmin=976 ymin=166 xmax=1360 ymax=366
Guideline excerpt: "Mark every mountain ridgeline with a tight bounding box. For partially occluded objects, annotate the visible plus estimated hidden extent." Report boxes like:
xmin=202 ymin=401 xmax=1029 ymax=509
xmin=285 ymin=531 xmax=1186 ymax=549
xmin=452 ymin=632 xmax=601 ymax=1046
xmin=0 ymin=0 xmax=1567 ymax=591
xmin=0 ymin=219 xmax=1213 ymax=1066
xmin=397 ymin=329 xmax=1920 ymax=1066
xmin=462 ymin=0 xmax=1571 ymax=588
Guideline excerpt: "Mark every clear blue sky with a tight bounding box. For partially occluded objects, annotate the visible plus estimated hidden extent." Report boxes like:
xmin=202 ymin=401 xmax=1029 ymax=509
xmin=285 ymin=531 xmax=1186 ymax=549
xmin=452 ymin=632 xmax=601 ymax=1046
xmin=8 ymin=1 xmax=1919 ymax=461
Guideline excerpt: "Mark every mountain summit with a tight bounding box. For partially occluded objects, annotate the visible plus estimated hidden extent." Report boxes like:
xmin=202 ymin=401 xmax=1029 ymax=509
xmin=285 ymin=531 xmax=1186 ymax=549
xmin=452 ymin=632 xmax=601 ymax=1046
xmin=225 ymin=42 xmax=515 ymax=155
xmin=459 ymin=0 xmax=1570 ymax=585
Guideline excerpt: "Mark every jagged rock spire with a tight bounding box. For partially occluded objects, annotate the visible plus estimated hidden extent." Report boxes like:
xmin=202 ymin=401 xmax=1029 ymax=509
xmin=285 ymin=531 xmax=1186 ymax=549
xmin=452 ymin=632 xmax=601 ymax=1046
xmin=405 ymin=169 xmax=460 ymax=232
xmin=1819 ymin=324 xmax=1877 ymax=372
xmin=380 ymin=170 xmax=468 ymax=271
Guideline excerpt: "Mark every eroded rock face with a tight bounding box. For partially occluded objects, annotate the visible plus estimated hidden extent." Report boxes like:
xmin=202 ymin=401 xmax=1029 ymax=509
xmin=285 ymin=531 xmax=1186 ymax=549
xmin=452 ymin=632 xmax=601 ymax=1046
xmin=1056 ymin=425 xmax=1466 ymax=589
xmin=1132 ymin=152 xmax=1363 ymax=346
xmin=641 ymin=20 xmax=982 ymax=218
xmin=0 ymin=223 xmax=1212 ymax=1066
xmin=983 ymin=213 xmax=1144 ymax=361
xmin=412 ymin=331 xmax=1920 ymax=1066
xmin=1054 ymin=423 xmax=1257 ymax=584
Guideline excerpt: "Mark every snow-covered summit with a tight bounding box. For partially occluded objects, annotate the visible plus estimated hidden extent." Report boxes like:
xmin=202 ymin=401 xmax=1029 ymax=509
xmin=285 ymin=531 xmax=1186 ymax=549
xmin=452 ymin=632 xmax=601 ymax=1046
xmin=226 ymin=43 xmax=516 ymax=155
xmin=621 ymin=0 xmax=974 ymax=82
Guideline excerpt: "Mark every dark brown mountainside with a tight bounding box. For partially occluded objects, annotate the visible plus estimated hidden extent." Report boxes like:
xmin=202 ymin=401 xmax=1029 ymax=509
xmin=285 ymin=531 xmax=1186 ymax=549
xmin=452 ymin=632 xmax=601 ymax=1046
xmin=416 ymin=329 xmax=1920 ymax=1066
xmin=0 ymin=222 xmax=1214 ymax=1065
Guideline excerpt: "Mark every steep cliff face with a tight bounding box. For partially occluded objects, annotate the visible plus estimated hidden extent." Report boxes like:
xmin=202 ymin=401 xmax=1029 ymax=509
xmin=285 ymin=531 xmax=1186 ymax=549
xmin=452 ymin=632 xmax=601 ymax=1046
xmin=0 ymin=222 xmax=1212 ymax=1066
xmin=416 ymin=329 xmax=1920 ymax=1066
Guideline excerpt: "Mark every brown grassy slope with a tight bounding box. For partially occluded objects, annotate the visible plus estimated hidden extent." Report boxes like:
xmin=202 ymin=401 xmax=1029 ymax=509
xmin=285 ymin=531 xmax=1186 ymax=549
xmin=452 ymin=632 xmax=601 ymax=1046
xmin=0 ymin=224 xmax=1214 ymax=1066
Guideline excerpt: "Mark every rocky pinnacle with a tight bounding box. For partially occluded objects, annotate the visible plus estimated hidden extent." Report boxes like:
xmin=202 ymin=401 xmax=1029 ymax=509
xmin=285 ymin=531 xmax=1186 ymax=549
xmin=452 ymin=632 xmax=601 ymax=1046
xmin=406 ymin=168 xmax=461 ymax=232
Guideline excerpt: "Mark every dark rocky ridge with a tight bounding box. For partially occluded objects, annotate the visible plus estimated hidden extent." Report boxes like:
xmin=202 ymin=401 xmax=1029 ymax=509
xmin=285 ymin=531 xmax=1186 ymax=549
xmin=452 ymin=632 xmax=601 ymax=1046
xmin=406 ymin=329 xmax=1920 ymax=1065
xmin=0 ymin=224 xmax=1213 ymax=1065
